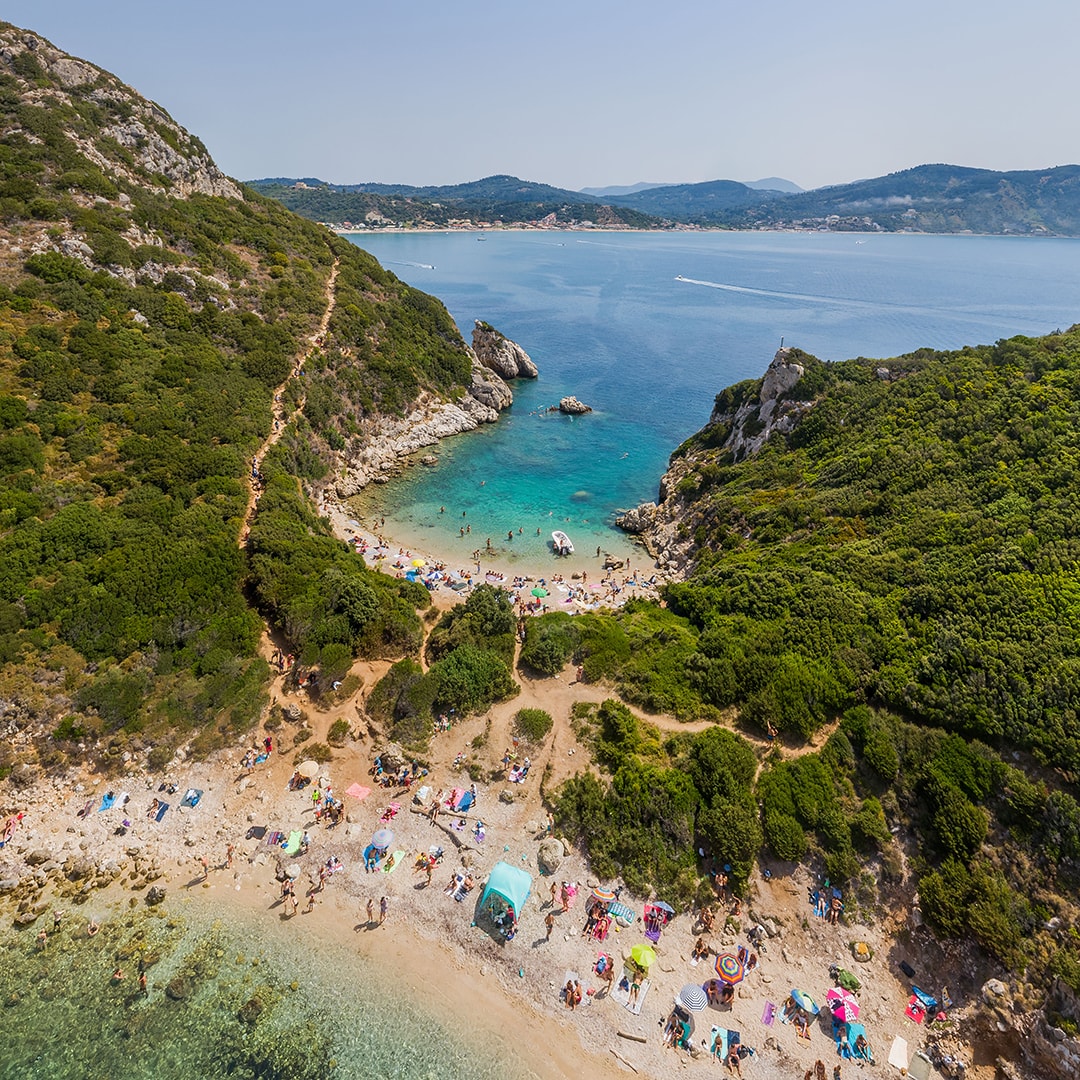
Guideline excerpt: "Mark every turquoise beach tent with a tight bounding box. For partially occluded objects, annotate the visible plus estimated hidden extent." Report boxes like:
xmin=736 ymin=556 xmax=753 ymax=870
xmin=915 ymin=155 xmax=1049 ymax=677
xmin=479 ymin=861 xmax=532 ymax=917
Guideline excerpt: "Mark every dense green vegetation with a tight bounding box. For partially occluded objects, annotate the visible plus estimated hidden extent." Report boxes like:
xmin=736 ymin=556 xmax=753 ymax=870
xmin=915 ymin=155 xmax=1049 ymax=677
xmin=541 ymin=328 xmax=1080 ymax=993
xmin=367 ymin=585 xmax=519 ymax=749
xmin=555 ymin=700 xmax=760 ymax=903
xmin=249 ymin=176 xmax=661 ymax=230
xmin=0 ymin=27 xmax=473 ymax=773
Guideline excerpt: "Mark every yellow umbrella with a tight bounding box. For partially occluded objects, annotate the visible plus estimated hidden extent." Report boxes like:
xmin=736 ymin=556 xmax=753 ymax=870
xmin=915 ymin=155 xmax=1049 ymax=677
xmin=630 ymin=943 xmax=656 ymax=971
xmin=411 ymin=558 xmax=426 ymax=568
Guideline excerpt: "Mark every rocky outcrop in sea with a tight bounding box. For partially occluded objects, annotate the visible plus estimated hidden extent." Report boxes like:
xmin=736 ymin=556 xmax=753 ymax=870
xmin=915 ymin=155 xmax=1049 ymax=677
xmin=558 ymin=396 xmax=592 ymax=415
xmin=472 ymin=320 xmax=538 ymax=379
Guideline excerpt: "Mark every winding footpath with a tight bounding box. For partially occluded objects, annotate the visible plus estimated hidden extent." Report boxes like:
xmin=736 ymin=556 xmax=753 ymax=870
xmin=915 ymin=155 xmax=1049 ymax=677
xmin=239 ymin=256 xmax=340 ymax=543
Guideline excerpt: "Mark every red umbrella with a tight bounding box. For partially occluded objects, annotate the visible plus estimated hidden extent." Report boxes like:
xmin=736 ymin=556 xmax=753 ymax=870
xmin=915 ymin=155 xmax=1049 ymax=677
xmin=715 ymin=952 xmax=745 ymax=985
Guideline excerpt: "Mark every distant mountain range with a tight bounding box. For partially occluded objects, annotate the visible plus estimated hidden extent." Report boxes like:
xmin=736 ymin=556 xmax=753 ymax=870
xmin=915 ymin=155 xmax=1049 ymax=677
xmin=251 ymin=165 xmax=1080 ymax=236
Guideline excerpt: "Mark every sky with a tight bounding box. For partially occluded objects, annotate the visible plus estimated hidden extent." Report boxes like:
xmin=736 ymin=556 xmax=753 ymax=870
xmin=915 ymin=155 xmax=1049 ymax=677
xmin=7 ymin=0 xmax=1080 ymax=192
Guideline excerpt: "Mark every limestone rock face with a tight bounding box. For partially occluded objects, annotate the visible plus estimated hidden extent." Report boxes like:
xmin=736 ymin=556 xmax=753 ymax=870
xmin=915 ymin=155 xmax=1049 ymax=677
xmin=472 ymin=321 xmax=538 ymax=379
xmin=558 ymin=396 xmax=592 ymax=415
xmin=616 ymin=346 xmax=820 ymax=575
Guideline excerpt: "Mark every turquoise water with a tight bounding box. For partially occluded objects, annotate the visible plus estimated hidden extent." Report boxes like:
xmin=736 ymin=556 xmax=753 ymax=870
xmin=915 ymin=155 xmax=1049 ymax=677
xmin=0 ymin=898 xmax=537 ymax=1080
xmin=349 ymin=230 xmax=1080 ymax=554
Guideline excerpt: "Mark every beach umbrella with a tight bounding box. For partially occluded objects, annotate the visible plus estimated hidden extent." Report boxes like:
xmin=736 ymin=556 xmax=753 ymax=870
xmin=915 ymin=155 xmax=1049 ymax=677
xmin=296 ymin=760 xmax=319 ymax=779
xmin=833 ymin=1001 xmax=860 ymax=1023
xmin=412 ymin=558 xmax=426 ymax=567
xmin=715 ymin=952 xmax=745 ymax=985
xmin=530 ymin=587 xmax=549 ymax=598
xmin=371 ymin=828 xmax=394 ymax=849
xmin=591 ymin=887 xmax=617 ymax=904
xmin=827 ymin=987 xmax=858 ymax=1008
xmin=677 ymin=983 xmax=709 ymax=1013
xmin=630 ymin=943 xmax=656 ymax=971
xmin=653 ymin=900 xmax=676 ymax=915
xmin=790 ymin=988 xmax=820 ymax=1015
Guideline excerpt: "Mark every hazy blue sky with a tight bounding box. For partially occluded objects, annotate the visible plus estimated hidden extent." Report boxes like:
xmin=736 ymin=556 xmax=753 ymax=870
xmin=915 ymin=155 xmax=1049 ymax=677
xmin=8 ymin=0 xmax=1079 ymax=191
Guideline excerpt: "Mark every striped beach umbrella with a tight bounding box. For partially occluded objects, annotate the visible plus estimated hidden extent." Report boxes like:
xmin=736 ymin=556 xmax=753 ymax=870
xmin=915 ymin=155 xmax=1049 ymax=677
xmin=591 ymin=887 xmax=617 ymax=904
xmin=677 ymin=983 xmax=709 ymax=1012
xmin=371 ymin=828 xmax=394 ymax=850
xmin=715 ymin=952 xmax=745 ymax=985
xmin=791 ymin=988 xmax=820 ymax=1014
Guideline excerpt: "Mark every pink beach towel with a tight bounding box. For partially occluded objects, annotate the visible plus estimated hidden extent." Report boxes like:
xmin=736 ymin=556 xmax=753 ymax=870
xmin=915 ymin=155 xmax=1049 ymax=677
xmin=346 ymin=784 xmax=371 ymax=801
xmin=762 ymin=1001 xmax=776 ymax=1026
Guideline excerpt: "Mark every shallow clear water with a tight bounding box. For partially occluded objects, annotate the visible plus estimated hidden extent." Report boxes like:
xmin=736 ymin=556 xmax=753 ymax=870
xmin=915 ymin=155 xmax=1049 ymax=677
xmin=349 ymin=230 xmax=1080 ymax=553
xmin=0 ymin=899 xmax=536 ymax=1080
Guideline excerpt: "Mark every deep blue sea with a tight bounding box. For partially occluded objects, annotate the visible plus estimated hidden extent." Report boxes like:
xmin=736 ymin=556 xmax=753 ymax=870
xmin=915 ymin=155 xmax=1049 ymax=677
xmin=348 ymin=230 xmax=1080 ymax=558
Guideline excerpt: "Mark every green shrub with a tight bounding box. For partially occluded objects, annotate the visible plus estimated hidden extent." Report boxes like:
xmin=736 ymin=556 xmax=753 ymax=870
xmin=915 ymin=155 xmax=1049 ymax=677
xmin=327 ymin=718 xmax=351 ymax=746
xmin=514 ymin=708 xmax=553 ymax=744
xmin=764 ymin=810 xmax=807 ymax=861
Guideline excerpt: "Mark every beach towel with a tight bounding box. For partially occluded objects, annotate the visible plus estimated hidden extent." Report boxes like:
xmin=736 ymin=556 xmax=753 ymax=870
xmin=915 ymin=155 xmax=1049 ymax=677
xmin=904 ymin=995 xmax=926 ymax=1024
xmin=255 ymin=753 xmax=268 ymax=764
xmin=345 ymin=783 xmax=371 ymax=801
xmin=97 ymin=792 xmax=116 ymax=812
xmin=610 ymin=971 xmax=650 ymax=1014
xmin=180 ymin=788 xmax=203 ymax=809
xmin=710 ymin=1026 xmax=729 ymax=1059
xmin=382 ymin=849 xmax=405 ymax=874
xmin=282 ymin=830 xmax=303 ymax=856
xmin=888 ymin=1036 xmax=909 ymax=1071
xmin=266 ymin=830 xmax=284 ymax=846
xmin=458 ymin=790 xmax=475 ymax=811
xmin=846 ymin=1023 xmax=871 ymax=1062
xmin=560 ymin=971 xmax=581 ymax=1005
xmin=445 ymin=787 xmax=464 ymax=809
xmin=761 ymin=1001 xmax=776 ymax=1027
xmin=606 ymin=900 xmax=635 ymax=926
xmin=911 ymin=986 xmax=938 ymax=1010
xmin=381 ymin=802 xmax=400 ymax=821
xmin=155 ymin=801 xmax=170 ymax=822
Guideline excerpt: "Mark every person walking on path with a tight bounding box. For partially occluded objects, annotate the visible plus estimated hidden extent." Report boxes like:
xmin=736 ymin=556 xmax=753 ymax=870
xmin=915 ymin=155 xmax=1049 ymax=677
xmin=225 ymin=844 xmax=235 ymax=869
xmin=379 ymin=896 xmax=388 ymax=925
xmin=52 ymin=910 xmax=64 ymax=932
xmin=545 ymin=912 xmax=556 ymax=941
xmin=200 ymin=855 xmax=210 ymax=880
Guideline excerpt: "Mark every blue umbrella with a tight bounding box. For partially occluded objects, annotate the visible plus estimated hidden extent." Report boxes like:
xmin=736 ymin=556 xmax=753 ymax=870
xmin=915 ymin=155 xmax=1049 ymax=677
xmin=791 ymin=988 xmax=820 ymax=1014
xmin=654 ymin=900 xmax=676 ymax=915
xmin=371 ymin=828 xmax=394 ymax=849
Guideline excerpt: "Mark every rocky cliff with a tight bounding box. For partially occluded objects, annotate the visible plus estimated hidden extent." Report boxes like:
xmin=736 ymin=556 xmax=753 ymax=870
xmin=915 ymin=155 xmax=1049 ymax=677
xmin=472 ymin=320 xmax=538 ymax=379
xmin=617 ymin=347 xmax=820 ymax=573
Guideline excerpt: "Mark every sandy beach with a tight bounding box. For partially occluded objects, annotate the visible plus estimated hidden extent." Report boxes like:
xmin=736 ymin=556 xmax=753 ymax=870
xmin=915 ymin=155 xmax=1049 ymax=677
xmin=0 ymin=640 xmax=993 ymax=1080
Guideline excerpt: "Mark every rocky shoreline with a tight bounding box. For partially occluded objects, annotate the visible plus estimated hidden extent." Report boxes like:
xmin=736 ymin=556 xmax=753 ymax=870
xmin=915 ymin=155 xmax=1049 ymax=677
xmin=334 ymin=321 xmax=537 ymax=497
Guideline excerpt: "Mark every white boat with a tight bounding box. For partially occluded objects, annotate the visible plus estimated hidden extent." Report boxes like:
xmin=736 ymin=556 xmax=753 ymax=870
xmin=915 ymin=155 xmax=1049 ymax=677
xmin=551 ymin=530 xmax=574 ymax=556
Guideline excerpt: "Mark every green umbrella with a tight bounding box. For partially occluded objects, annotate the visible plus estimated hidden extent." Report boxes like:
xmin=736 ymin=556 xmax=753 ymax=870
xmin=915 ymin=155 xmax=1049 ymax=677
xmin=630 ymin=943 xmax=656 ymax=971
xmin=530 ymin=587 xmax=548 ymax=598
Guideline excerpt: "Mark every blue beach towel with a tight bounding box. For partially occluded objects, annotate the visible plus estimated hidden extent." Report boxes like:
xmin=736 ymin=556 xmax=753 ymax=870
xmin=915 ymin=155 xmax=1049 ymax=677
xmin=710 ymin=1027 xmax=729 ymax=1059
xmin=98 ymin=792 xmax=116 ymax=812
xmin=180 ymin=788 xmax=203 ymax=809
xmin=155 ymin=801 xmax=170 ymax=822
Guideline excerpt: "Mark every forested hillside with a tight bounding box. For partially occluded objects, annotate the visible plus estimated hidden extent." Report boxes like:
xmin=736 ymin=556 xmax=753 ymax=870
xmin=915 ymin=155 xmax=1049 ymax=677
xmin=249 ymin=175 xmax=661 ymax=229
xmin=0 ymin=24 xmax=472 ymax=777
xmin=540 ymin=329 xmax=1080 ymax=999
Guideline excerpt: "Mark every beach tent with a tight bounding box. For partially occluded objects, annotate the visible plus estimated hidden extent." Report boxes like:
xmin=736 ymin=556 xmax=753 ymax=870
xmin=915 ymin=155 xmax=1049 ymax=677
xmin=479 ymin=862 xmax=532 ymax=918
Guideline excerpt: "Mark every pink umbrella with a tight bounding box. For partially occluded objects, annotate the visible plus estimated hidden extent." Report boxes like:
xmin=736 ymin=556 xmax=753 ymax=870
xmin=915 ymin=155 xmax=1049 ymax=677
xmin=827 ymin=987 xmax=859 ymax=1022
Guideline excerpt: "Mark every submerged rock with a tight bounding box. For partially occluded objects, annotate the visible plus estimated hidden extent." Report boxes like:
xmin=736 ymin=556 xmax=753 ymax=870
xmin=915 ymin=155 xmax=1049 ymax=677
xmin=238 ymin=994 xmax=265 ymax=1025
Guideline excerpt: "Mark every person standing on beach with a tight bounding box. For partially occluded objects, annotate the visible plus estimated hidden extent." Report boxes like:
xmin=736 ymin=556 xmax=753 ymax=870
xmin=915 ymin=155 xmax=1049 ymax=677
xmin=545 ymin=911 xmax=555 ymax=941
xmin=226 ymin=844 xmax=235 ymax=869
xmin=53 ymin=910 xmax=64 ymax=932
xmin=200 ymin=855 xmax=209 ymax=880
xmin=379 ymin=896 xmax=388 ymax=924
xmin=367 ymin=898 xmax=374 ymax=924
xmin=549 ymin=879 xmax=558 ymax=907
xmin=37 ymin=927 xmax=47 ymax=949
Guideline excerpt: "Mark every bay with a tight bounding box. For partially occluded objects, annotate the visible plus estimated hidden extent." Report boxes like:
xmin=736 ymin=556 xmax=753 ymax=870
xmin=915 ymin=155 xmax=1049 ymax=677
xmin=348 ymin=230 xmax=1080 ymax=559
